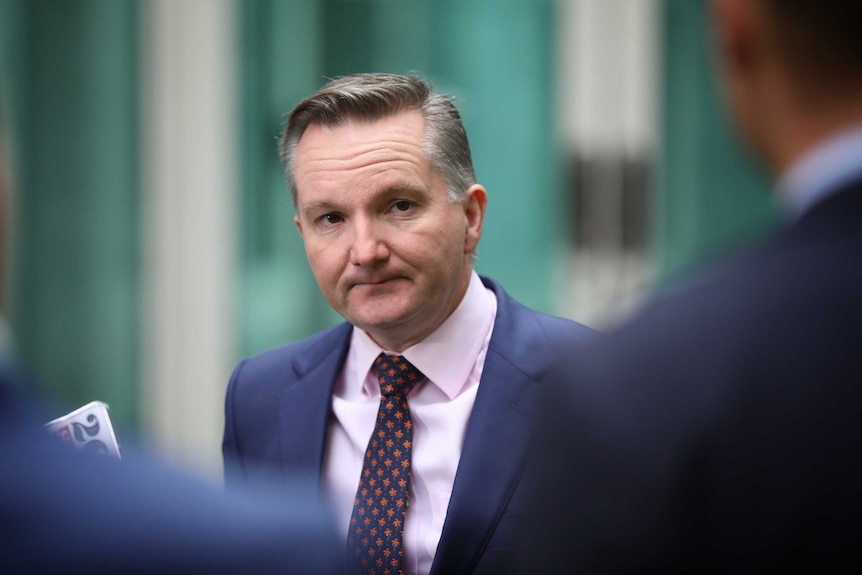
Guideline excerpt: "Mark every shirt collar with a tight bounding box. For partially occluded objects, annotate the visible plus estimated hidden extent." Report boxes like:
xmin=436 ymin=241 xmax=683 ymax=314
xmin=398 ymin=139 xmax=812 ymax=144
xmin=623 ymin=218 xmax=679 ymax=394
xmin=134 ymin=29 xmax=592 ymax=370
xmin=777 ymin=124 xmax=862 ymax=218
xmin=351 ymin=271 xmax=496 ymax=400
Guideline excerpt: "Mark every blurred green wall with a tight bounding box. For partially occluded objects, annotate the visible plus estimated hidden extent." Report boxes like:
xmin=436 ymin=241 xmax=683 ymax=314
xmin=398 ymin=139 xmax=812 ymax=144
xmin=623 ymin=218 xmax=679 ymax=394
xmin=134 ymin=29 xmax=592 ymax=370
xmin=0 ymin=0 xmax=784 ymax=428
xmin=0 ymin=0 xmax=140 ymax=425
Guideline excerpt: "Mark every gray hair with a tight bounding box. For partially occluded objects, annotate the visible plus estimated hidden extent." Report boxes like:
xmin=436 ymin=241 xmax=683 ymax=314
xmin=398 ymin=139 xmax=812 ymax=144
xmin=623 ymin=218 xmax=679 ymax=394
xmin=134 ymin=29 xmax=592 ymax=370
xmin=279 ymin=73 xmax=476 ymax=207
xmin=759 ymin=0 xmax=862 ymax=84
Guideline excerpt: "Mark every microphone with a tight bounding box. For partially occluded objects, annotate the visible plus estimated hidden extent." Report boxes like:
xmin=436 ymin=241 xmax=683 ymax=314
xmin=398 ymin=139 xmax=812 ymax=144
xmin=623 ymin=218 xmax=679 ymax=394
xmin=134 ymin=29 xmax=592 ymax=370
xmin=45 ymin=401 xmax=122 ymax=459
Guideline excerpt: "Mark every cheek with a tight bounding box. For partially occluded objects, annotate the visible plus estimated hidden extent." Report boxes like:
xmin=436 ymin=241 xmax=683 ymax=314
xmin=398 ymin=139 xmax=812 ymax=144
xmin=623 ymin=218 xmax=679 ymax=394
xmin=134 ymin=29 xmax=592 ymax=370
xmin=421 ymin=211 xmax=467 ymax=248
xmin=439 ymin=219 xmax=468 ymax=257
xmin=411 ymin=232 xmax=464 ymax=279
xmin=305 ymin=243 xmax=341 ymax=284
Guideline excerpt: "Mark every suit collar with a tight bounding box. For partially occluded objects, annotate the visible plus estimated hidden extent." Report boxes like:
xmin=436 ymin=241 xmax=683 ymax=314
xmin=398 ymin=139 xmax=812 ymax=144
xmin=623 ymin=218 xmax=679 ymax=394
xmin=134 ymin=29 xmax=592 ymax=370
xmin=792 ymin=177 xmax=862 ymax=231
xmin=481 ymin=276 xmax=561 ymax=394
xmin=778 ymin=125 xmax=862 ymax=219
xmin=430 ymin=277 xmax=545 ymax=574
xmin=276 ymin=323 xmax=352 ymax=484
xmin=399 ymin=271 xmax=496 ymax=401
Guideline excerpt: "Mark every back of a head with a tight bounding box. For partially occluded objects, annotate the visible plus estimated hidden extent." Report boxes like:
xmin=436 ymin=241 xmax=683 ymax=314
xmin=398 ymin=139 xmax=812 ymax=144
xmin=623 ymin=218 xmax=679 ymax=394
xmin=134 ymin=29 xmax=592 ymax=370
xmin=279 ymin=72 xmax=476 ymax=205
xmin=760 ymin=0 xmax=862 ymax=87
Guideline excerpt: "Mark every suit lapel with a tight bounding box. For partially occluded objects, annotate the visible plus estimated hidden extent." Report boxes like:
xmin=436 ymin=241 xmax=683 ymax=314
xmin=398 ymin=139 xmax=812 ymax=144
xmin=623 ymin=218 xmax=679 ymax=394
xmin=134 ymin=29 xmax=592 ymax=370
xmin=430 ymin=281 xmax=543 ymax=575
xmin=277 ymin=325 xmax=351 ymax=487
xmin=430 ymin=352 xmax=537 ymax=574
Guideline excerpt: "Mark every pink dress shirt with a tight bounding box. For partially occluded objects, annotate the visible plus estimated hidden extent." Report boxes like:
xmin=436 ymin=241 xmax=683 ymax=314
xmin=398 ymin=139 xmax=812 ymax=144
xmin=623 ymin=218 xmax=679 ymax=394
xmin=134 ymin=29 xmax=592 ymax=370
xmin=322 ymin=271 xmax=497 ymax=575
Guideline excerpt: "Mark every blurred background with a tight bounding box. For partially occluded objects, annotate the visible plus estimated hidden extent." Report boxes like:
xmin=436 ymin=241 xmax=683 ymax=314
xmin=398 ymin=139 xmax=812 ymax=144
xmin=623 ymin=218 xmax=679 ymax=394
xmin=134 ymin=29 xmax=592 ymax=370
xmin=0 ymin=0 xmax=777 ymax=478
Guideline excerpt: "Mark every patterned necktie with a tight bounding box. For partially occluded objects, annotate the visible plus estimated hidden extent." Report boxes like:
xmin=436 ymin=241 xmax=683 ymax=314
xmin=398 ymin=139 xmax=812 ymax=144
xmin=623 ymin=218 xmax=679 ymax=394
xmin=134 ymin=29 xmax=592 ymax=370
xmin=348 ymin=353 xmax=425 ymax=575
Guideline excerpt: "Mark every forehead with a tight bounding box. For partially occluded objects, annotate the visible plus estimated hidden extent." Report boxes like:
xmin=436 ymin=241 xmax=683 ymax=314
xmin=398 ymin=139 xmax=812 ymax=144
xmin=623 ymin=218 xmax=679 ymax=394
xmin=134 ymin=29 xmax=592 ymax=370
xmin=294 ymin=110 xmax=434 ymax=200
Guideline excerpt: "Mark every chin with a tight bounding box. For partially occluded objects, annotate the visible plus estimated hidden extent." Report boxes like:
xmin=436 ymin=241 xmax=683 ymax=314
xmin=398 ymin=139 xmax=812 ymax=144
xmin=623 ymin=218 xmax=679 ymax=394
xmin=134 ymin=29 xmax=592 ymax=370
xmin=357 ymin=313 xmax=412 ymax=333
xmin=353 ymin=306 xmax=424 ymax=336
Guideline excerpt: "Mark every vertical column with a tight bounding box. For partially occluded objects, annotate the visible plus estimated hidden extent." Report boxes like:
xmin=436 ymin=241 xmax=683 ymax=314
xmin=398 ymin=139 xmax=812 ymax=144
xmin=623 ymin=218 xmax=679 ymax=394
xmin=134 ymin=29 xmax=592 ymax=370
xmin=556 ymin=0 xmax=661 ymax=326
xmin=141 ymin=0 xmax=237 ymax=475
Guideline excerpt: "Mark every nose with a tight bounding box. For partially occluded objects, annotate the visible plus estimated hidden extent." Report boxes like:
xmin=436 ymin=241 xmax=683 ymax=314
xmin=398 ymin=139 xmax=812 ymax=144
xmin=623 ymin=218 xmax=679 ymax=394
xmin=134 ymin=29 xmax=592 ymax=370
xmin=349 ymin=217 xmax=389 ymax=266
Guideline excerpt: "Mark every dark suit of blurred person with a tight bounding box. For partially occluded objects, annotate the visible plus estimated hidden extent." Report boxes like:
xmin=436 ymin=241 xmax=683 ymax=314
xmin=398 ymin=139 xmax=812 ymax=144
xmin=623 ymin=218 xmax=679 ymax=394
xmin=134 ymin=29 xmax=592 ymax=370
xmin=0 ymin=115 xmax=343 ymax=574
xmin=529 ymin=0 xmax=862 ymax=572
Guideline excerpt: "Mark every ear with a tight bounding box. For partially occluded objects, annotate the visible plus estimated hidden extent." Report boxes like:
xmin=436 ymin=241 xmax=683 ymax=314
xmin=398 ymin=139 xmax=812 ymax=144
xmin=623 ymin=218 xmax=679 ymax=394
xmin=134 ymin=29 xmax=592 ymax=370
xmin=711 ymin=0 xmax=759 ymax=76
xmin=294 ymin=214 xmax=304 ymax=238
xmin=462 ymin=184 xmax=487 ymax=255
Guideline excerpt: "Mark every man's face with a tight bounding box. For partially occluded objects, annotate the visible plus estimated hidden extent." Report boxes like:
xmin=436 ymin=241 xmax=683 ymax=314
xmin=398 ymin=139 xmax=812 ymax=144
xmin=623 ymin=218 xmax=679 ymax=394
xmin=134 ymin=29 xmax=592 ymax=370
xmin=293 ymin=110 xmax=486 ymax=351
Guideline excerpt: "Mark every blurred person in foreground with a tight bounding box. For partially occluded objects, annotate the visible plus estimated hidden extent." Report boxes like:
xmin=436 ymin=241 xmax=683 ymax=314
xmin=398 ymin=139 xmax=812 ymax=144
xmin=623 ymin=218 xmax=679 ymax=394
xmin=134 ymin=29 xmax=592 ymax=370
xmin=0 ymin=112 xmax=343 ymax=574
xmin=528 ymin=0 xmax=862 ymax=571
xmin=222 ymin=72 xmax=594 ymax=575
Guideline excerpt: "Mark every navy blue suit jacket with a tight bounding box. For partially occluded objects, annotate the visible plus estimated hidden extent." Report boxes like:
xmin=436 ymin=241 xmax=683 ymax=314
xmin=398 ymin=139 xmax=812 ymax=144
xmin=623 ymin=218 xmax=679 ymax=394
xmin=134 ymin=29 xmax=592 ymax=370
xmin=529 ymin=181 xmax=862 ymax=572
xmin=223 ymin=276 xmax=594 ymax=574
xmin=0 ymin=370 xmax=344 ymax=574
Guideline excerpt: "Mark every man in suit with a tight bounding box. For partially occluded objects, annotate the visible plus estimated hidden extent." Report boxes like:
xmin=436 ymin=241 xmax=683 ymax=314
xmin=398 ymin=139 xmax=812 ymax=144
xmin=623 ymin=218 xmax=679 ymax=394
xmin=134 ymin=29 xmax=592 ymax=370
xmin=529 ymin=0 xmax=862 ymax=571
xmin=0 ymin=109 xmax=343 ymax=573
xmin=222 ymin=73 xmax=593 ymax=575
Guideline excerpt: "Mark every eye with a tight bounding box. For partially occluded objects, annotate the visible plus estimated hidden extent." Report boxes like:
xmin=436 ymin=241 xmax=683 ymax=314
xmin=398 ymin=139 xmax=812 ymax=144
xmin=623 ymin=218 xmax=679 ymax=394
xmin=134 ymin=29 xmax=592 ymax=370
xmin=317 ymin=213 xmax=344 ymax=226
xmin=389 ymin=200 xmax=414 ymax=214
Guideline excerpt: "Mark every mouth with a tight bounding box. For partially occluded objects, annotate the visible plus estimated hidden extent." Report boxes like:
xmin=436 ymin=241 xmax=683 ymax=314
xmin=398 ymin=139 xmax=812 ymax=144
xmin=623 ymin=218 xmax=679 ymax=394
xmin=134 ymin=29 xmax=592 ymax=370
xmin=350 ymin=276 xmax=402 ymax=289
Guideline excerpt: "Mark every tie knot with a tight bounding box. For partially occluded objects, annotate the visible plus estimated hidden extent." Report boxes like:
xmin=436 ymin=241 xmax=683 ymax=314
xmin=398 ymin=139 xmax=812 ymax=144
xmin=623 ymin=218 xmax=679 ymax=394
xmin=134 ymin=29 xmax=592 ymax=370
xmin=374 ymin=353 xmax=424 ymax=397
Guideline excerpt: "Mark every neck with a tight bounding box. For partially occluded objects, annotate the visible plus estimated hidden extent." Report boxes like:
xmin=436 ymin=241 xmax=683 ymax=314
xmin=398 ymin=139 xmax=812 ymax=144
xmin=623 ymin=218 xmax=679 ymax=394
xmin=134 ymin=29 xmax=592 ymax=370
xmin=762 ymin=85 xmax=862 ymax=178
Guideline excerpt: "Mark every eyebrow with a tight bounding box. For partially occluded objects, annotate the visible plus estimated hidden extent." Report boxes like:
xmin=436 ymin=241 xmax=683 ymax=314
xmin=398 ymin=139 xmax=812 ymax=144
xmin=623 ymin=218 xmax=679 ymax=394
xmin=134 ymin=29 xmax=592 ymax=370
xmin=384 ymin=181 xmax=419 ymax=194
xmin=298 ymin=201 xmax=339 ymax=221
xmin=300 ymin=200 xmax=338 ymax=214
xmin=299 ymin=182 xmax=428 ymax=216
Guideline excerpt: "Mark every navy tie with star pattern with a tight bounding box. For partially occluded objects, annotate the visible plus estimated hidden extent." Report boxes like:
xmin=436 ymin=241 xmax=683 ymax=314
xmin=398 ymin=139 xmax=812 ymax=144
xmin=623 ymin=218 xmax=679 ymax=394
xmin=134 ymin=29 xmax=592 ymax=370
xmin=348 ymin=353 xmax=426 ymax=575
